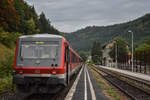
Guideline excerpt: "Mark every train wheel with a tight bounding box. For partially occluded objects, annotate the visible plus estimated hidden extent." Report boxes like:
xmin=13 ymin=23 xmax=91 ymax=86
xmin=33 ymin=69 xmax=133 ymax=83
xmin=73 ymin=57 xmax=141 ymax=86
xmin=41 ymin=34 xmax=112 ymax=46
xmin=16 ymin=85 xmax=31 ymax=100
xmin=16 ymin=84 xmax=30 ymax=93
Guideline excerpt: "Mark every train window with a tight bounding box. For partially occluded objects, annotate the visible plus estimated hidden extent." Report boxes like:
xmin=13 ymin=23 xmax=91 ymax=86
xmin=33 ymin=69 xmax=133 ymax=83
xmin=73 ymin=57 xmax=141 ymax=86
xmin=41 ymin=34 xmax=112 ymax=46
xmin=39 ymin=45 xmax=58 ymax=59
xmin=21 ymin=44 xmax=58 ymax=59
xmin=21 ymin=45 xmax=37 ymax=59
xmin=72 ymin=53 xmax=76 ymax=63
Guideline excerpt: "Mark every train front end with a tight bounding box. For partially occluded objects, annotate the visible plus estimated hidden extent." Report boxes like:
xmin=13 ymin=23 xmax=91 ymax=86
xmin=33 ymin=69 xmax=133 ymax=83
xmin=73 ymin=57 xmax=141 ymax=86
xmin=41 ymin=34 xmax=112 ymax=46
xmin=13 ymin=34 xmax=65 ymax=93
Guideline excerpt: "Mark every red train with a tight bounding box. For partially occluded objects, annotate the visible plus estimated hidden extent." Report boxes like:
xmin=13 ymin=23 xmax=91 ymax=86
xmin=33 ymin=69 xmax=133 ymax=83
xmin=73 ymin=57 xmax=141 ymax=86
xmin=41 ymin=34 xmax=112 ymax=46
xmin=13 ymin=34 xmax=82 ymax=93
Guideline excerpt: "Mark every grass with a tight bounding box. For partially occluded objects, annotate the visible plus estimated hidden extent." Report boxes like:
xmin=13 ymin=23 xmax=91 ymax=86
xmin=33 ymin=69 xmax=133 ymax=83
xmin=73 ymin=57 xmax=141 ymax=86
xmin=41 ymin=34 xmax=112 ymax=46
xmin=89 ymin=65 xmax=121 ymax=100
xmin=0 ymin=43 xmax=14 ymax=92
xmin=0 ymin=76 xmax=13 ymax=92
xmin=0 ymin=43 xmax=12 ymax=59
xmin=108 ymin=89 xmax=120 ymax=100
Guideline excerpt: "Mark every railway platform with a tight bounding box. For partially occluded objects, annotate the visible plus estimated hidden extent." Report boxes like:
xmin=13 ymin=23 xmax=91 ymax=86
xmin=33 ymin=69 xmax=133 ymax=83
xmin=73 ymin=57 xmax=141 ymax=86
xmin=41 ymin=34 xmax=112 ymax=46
xmin=65 ymin=66 xmax=107 ymax=100
xmin=98 ymin=65 xmax=150 ymax=84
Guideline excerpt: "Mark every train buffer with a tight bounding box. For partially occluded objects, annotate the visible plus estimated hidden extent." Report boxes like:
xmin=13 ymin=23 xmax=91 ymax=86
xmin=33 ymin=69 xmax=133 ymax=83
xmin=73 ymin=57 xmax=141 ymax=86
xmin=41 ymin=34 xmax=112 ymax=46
xmin=65 ymin=66 xmax=107 ymax=100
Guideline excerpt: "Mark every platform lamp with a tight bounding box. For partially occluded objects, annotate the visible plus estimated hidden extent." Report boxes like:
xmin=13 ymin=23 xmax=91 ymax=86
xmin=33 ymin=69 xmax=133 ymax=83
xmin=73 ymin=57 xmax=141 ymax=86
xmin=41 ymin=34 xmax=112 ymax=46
xmin=128 ymin=30 xmax=134 ymax=72
xmin=114 ymin=41 xmax=117 ymax=68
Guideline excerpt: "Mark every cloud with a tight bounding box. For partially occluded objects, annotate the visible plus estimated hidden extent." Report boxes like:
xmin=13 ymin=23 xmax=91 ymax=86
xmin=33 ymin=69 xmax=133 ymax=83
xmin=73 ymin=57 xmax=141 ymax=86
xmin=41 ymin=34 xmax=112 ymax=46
xmin=25 ymin=0 xmax=150 ymax=32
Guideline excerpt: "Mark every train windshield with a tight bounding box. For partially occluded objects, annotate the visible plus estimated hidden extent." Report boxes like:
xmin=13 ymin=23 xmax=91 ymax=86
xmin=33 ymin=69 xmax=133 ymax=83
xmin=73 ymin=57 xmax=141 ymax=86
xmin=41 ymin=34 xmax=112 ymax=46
xmin=21 ymin=44 xmax=58 ymax=59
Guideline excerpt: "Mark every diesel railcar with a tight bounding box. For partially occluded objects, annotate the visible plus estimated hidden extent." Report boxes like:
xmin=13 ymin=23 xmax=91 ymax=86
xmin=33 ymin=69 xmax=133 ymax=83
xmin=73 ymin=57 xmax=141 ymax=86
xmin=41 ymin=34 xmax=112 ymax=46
xmin=13 ymin=34 xmax=82 ymax=93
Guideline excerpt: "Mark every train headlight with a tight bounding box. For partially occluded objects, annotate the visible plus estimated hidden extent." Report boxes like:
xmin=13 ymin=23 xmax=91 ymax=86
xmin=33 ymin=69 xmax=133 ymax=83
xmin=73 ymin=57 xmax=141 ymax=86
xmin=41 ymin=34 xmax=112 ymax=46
xmin=52 ymin=70 xmax=57 ymax=75
xmin=19 ymin=70 xmax=23 ymax=75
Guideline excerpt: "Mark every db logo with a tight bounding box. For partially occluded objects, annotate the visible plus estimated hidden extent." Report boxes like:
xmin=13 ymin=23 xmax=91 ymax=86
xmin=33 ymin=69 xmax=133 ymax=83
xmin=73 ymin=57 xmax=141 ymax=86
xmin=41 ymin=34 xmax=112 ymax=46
xmin=35 ymin=69 xmax=40 ymax=73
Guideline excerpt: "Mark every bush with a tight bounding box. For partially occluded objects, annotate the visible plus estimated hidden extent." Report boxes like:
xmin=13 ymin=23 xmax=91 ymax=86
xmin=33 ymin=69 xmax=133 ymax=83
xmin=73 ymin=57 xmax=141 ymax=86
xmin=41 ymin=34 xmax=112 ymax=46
xmin=0 ymin=29 xmax=22 ymax=48
xmin=0 ymin=52 xmax=14 ymax=92
xmin=0 ymin=76 xmax=12 ymax=92
xmin=0 ymin=54 xmax=14 ymax=78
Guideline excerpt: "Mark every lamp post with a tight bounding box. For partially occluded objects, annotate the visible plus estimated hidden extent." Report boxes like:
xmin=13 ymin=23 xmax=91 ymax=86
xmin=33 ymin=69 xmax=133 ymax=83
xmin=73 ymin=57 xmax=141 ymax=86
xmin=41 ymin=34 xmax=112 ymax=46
xmin=128 ymin=30 xmax=134 ymax=72
xmin=114 ymin=41 xmax=117 ymax=68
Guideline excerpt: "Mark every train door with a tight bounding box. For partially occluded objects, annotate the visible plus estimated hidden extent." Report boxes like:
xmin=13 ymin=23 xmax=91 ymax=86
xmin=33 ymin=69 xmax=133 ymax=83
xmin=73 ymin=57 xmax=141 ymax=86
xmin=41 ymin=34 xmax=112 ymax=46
xmin=65 ymin=45 xmax=70 ymax=85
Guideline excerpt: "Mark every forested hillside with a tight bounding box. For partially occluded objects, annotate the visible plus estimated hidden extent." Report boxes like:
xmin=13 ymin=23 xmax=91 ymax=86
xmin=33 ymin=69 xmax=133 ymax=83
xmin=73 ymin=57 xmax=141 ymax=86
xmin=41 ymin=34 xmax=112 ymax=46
xmin=0 ymin=0 xmax=59 ymax=36
xmin=64 ymin=13 xmax=150 ymax=51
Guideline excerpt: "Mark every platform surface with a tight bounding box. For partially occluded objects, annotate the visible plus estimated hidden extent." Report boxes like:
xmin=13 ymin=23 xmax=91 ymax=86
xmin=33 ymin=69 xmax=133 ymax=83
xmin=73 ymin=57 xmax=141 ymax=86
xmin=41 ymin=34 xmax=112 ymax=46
xmin=99 ymin=65 xmax=150 ymax=82
xmin=65 ymin=65 xmax=107 ymax=100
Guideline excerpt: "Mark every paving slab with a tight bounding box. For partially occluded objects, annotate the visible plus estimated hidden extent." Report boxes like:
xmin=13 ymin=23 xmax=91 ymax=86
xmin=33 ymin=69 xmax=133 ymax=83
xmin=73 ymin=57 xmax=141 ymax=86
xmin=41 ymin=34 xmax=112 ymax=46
xmin=71 ymin=66 xmax=107 ymax=100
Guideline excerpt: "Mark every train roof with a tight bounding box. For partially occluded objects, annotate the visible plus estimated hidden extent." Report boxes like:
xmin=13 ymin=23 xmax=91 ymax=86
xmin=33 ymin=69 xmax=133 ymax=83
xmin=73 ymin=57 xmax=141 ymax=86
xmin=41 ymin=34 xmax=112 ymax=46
xmin=19 ymin=33 xmax=63 ymax=39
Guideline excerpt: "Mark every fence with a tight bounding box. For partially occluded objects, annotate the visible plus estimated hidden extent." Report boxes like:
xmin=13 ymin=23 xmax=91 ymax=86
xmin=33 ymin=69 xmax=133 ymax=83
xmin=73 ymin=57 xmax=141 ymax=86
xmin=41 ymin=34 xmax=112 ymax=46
xmin=117 ymin=51 xmax=150 ymax=75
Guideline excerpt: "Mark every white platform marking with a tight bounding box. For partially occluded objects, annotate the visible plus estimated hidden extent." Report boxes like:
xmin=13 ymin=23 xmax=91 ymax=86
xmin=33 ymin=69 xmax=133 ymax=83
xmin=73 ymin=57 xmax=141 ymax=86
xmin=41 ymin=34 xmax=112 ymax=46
xmin=65 ymin=66 xmax=83 ymax=100
xmin=84 ymin=66 xmax=87 ymax=100
xmin=86 ymin=67 xmax=96 ymax=100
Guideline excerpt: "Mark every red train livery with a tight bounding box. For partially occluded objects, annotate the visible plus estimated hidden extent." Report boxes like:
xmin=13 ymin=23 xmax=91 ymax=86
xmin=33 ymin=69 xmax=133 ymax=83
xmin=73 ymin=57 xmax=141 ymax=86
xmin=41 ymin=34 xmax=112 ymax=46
xmin=13 ymin=34 xmax=82 ymax=93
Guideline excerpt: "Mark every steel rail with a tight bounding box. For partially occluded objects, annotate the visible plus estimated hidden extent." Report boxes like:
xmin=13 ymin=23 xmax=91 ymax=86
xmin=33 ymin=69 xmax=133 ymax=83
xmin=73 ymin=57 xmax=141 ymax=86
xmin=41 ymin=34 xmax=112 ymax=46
xmin=90 ymin=65 xmax=150 ymax=100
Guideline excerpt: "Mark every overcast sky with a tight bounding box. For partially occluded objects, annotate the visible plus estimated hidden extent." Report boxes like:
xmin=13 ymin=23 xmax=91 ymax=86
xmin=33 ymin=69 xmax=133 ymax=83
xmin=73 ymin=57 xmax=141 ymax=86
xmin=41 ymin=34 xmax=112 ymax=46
xmin=25 ymin=0 xmax=150 ymax=32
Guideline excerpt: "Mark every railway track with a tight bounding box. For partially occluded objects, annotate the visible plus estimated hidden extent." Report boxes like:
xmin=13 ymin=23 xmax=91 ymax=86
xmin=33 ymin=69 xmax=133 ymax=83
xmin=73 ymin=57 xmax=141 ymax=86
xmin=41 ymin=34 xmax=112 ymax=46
xmin=0 ymin=90 xmax=12 ymax=96
xmin=24 ymin=70 xmax=79 ymax=100
xmin=0 ymin=67 xmax=81 ymax=100
xmin=0 ymin=88 xmax=15 ymax=100
xmin=24 ymin=74 xmax=77 ymax=100
xmin=90 ymin=65 xmax=150 ymax=100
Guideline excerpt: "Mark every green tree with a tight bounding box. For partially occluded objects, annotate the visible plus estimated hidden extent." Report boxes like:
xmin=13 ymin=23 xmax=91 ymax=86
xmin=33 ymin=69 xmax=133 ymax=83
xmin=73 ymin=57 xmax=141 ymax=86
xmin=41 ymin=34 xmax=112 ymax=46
xmin=24 ymin=18 xmax=40 ymax=35
xmin=14 ymin=0 xmax=40 ymax=34
xmin=78 ymin=51 xmax=88 ymax=62
xmin=142 ymin=37 xmax=150 ymax=45
xmin=135 ymin=37 xmax=150 ymax=61
xmin=39 ymin=12 xmax=59 ymax=35
xmin=0 ymin=28 xmax=22 ymax=48
xmin=135 ymin=43 xmax=150 ymax=53
xmin=0 ymin=0 xmax=20 ymax=32
xmin=91 ymin=41 xmax=102 ymax=63
xmin=39 ymin=12 xmax=49 ymax=33
xmin=109 ymin=37 xmax=129 ymax=62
